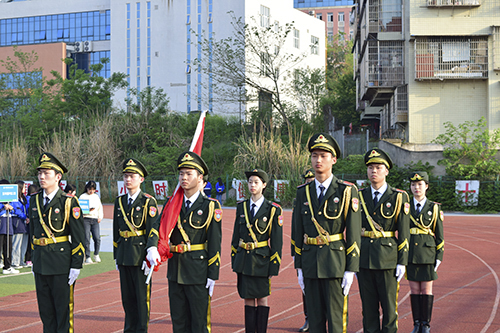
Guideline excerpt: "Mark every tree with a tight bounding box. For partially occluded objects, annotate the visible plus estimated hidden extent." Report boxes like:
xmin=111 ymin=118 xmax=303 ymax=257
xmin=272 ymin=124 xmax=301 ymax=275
xmin=291 ymin=67 xmax=326 ymax=121
xmin=196 ymin=12 xmax=318 ymax=128
xmin=432 ymin=117 xmax=500 ymax=179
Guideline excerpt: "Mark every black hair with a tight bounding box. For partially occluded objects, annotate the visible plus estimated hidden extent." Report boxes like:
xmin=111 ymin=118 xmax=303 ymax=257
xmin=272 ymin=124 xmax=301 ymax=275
xmin=64 ymin=183 xmax=77 ymax=194
xmin=28 ymin=184 xmax=39 ymax=195
xmin=84 ymin=180 xmax=97 ymax=192
xmin=14 ymin=180 xmax=27 ymax=205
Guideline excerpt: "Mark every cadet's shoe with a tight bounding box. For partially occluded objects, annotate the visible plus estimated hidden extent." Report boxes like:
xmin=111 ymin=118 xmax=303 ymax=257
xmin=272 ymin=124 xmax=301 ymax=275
xmin=94 ymin=255 xmax=101 ymax=263
xmin=85 ymin=257 xmax=93 ymax=264
xmin=3 ymin=267 xmax=20 ymax=274
xmin=298 ymin=319 xmax=309 ymax=332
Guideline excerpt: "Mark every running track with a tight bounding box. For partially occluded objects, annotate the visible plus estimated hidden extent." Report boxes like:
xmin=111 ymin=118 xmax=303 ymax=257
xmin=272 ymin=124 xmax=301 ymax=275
xmin=1 ymin=210 xmax=499 ymax=332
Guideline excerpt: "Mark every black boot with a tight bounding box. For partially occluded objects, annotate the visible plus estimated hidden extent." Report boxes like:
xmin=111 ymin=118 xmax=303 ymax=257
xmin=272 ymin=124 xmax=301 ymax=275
xmin=245 ymin=305 xmax=257 ymax=333
xmin=256 ymin=306 xmax=270 ymax=333
xmin=421 ymin=294 xmax=434 ymax=333
xmin=298 ymin=319 xmax=309 ymax=332
xmin=410 ymin=294 xmax=422 ymax=333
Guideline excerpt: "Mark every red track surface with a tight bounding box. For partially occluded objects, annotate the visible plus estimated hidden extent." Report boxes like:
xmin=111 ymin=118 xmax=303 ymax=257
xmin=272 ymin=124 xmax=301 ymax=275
xmin=1 ymin=210 xmax=499 ymax=332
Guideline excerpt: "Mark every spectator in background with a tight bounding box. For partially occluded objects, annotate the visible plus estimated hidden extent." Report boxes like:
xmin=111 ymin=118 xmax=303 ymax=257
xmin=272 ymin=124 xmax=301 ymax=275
xmin=64 ymin=184 xmax=77 ymax=196
xmin=79 ymin=181 xmax=103 ymax=264
xmin=203 ymin=177 xmax=212 ymax=197
xmin=215 ymin=177 xmax=225 ymax=203
xmin=12 ymin=181 xmax=28 ymax=268
xmin=24 ymin=183 xmax=39 ymax=266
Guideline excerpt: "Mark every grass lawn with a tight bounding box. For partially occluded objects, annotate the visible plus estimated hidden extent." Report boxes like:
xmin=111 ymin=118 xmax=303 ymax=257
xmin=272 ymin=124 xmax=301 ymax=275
xmin=0 ymin=252 xmax=116 ymax=298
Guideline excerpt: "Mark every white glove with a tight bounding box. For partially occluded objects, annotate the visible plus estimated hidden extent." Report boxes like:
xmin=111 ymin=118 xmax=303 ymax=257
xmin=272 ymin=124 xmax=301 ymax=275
xmin=205 ymin=278 xmax=215 ymax=297
xmin=434 ymin=259 xmax=442 ymax=272
xmin=146 ymin=247 xmax=161 ymax=268
xmin=115 ymin=259 xmax=119 ymax=271
xmin=297 ymin=268 xmax=305 ymax=294
xmin=341 ymin=271 xmax=355 ymax=296
xmin=395 ymin=264 xmax=406 ymax=282
xmin=68 ymin=268 xmax=80 ymax=285
xmin=142 ymin=261 xmax=151 ymax=276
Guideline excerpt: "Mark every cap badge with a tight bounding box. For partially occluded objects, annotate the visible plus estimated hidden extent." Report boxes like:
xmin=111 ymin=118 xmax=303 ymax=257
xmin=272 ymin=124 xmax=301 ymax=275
xmin=41 ymin=154 xmax=50 ymax=161
xmin=126 ymin=159 xmax=136 ymax=166
xmin=253 ymin=169 xmax=258 ymax=172
xmin=181 ymin=153 xmax=194 ymax=162
xmin=314 ymin=135 xmax=328 ymax=143
xmin=368 ymin=150 xmax=381 ymax=158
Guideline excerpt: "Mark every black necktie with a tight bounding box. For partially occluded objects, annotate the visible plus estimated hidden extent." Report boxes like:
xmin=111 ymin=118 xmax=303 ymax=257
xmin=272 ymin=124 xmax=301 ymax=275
xmin=186 ymin=200 xmax=191 ymax=210
xmin=416 ymin=203 xmax=421 ymax=215
xmin=318 ymin=185 xmax=325 ymax=202
xmin=373 ymin=191 xmax=380 ymax=206
xmin=44 ymin=197 xmax=50 ymax=209
xmin=251 ymin=203 xmax=256 ymax=218
xmin=128 ymin=198 xmax=133 ymax=209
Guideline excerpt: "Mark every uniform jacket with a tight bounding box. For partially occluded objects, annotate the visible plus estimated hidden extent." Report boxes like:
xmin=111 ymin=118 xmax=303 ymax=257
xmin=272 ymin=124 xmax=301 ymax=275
xmin=1 ymin=201 xmax=26 ymax=235
xmin=231 ymin=198 xmax=283 ymax=277
xmin=113 ymin=191 xmax=159 ymax=266
xmin=148 ymin=193 xmax=222 ymax=285
xmin=359 ymin=186 xmax=410 ymax=269
xmin=29 ymin=189 xmax=85 ymax=275
xmin=293 ymin=177 xmax=362 ymax=279
xmin=408 ymin=198 xmax=444 ymax=264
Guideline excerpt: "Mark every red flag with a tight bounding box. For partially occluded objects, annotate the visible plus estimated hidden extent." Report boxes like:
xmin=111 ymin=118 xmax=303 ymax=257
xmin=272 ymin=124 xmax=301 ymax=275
xmin=155 ymin=110 xmax=207 ymax=268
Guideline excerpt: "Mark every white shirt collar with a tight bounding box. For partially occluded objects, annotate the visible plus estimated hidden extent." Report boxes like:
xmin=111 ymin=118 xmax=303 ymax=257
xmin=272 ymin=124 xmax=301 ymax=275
xmin=371 ymin=183 xmax=388 ymax=198
xmin=44 ymin=187 xmax=59 ymax=203
xmin=250 ymin=195 xmax=265 ymax=215
xmin=413 ymin=197 xmax=427 ymax=209
xmin=184 ymin=191 xmax=201 ymax=206
xmin=315 ymin=174 xmax=334 ymax=198
xmin=127 ymin=190 xmax=141 ymax=204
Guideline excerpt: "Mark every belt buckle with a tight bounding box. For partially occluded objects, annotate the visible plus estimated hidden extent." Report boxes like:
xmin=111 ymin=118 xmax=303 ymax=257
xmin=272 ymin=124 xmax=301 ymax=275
xmin=39 ymin=238 xmax=47 ymax=246
xmin=176 ymin=245 xmax=186 ymax=253
xmin=245 ymin=243 xmax=253 ymax=250
xmin=316 ymin=236 xmax=325 ymax=245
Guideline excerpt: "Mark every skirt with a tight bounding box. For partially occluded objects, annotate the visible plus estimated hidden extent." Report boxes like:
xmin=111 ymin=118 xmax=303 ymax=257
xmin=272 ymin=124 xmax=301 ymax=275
xmin=237 ymin=273 xmax=270 ymax=299
xmin=407 ymin=263 xmax=438 ymax=281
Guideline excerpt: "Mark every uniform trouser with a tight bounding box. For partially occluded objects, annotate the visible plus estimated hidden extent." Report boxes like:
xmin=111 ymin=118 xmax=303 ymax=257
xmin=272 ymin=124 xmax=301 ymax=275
xmin=304 ymin=277 xmax=348 ymax=333
xmin=119 ymin=265 xmax=151 ymax=333
xmin=168 ymin=280 xmax=211 ymax=333
xmin=357 ymin=268 xmax=399 ymax=333
xmin=83 ymin=218 xmax=101 ymax=258
xmin=12 ymin=233 xmax=29 ymax=266
xmin=34 ymin=273 xmax=74 ymax=333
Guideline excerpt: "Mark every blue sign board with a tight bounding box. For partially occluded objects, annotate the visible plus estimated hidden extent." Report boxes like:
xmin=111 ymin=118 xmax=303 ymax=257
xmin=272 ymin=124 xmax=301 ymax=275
xmin=0 ymin=185 xmax=18 ymax=202
xmin=79 ymin=199 xmax=90 ymax=215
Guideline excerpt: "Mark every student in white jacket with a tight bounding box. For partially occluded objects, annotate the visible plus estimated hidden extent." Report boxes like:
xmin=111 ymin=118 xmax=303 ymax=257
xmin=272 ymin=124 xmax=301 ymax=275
xmin=79 ymin=181 xmax=104 ymax=263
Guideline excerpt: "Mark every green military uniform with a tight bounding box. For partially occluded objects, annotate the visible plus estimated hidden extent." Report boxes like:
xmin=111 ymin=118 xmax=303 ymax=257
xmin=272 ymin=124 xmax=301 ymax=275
xmin=30 ymin=153 xmax=85 ymax=333
xmin=407 ymin=171 xmax=444 ymax=333
xmin=357 ymin=149 xmax=410 ymax=333
xmin=113 ymin=158 xmax=159 ymax=333
xmin=293 ymin=134 xmax=362 ymax=333
xmin=147 ymin=151 xmax=222 ymax=333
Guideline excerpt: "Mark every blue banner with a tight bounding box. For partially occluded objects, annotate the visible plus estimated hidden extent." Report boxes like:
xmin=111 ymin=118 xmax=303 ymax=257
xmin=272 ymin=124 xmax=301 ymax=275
xmin=0 ymin=185 xmax=18 ymax=202
xmin=79 ymin=199 xmax=90 ymax=215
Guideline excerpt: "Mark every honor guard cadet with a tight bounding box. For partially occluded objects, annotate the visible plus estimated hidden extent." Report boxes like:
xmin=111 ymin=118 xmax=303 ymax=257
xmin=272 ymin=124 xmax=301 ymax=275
xmin=291 ymin=168 xmax=315 ymax=332
xmin=30 ymin=152 xmax=85 ymax=333
xmin=113 ymin=158 xmax=159 ymax=332
xmin=357 ymin=148 xmax=410 ymax=333
xmin=293 ymin=133 xmax=361 ymax=333
xmin=146 ymin=151 xmax=222 ymax=333
xmin=230 ymin=169 xmax=283 ymax=333
xmin=407 ymin=172 xmax=444 ymax=333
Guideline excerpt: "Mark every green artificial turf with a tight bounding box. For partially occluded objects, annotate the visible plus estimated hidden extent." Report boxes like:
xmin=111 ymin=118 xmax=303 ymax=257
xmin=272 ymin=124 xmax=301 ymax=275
xmin=0 ymin=252 xmax=116 ymax=297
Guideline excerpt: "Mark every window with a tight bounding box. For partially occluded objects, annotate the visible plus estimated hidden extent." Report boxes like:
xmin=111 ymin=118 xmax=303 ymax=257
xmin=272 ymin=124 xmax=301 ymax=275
xmin=316 ymin=13 xmax=323 ymax=20
xmin=415 ymin=37 xmax=488 ymax=79
xmin=368 ymin=0 xmax=402 ymax=33
xmin=427 ymin=0 xmax=481 ymax=6
xmin=274 ymin=21 xmax=279 ymax=33
xmin=367 ymin=40 xmax=405 ymax=87
xmin=311 ymin=36 xmax=319 ymax=55
xmin=327 ymin=13 xmax=334 ymax=22
xmin=260 ymin=5 xmax=270 ymax=28
xmin=260 ymin=52 xmax=271 ymax=76
xmin=293 ymin=28 xmax=300 ymax=49
xmin=493 ymin=26 xmax=500 ymax=70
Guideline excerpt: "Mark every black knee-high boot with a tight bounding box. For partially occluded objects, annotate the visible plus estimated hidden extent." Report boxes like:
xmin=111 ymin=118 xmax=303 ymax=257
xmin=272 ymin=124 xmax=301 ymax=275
xmin=256 ymin=305 xmax=270 ymax=333
xmin=245 ymin=305 xmax=257 ymax=333
xmin=410 ymin=294 xmax=422 ymax=333
xmin=421 ymin=294 xmax=434 ymax=333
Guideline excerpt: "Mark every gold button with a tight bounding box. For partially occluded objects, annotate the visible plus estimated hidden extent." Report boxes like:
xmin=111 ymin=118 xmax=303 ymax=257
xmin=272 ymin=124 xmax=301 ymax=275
xmin=200 ymin=256 xmax=204 ymax=259
xmin=43 ymin=214 xmax=46 ymax=217
xmin=370 ymin=240 xmax=373 ymax=243
xmin=415 ymin=243 xmax=418 ymax=246
xmin=318 ymin=212 xmax=322 ymax=215
xmin=340 ymin=247 xmax=343 ymax=250
xmin=319 ymin=245 xmax=323 ymax=249
xmin=125 ymin=239 xmax=128 ymax=241
xmin=247 ymin=251 xmax=249 ymax=254
xmin=389 ymin=243 xmax=392 ymax=246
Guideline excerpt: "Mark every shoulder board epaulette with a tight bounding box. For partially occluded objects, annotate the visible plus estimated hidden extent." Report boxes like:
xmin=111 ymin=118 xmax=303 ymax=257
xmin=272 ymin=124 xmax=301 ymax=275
xmin=35 ymin=189 xmax=43 ymax=195
xmin=433 ymin=201 xmax=441 ymax=205
xmin=208 ymin=197 xmax=219 ymax=202
xmin=144 ymin=193 xmax=153 ymax=198
xmin=393 ymin=188 xmax=407 ymax=193
xmin=62 ymin=193 xmax=74 ymax=198
xmin=338 ymin=179 xmax=354 ymax=186
xmin=237 ymin=200 xmax=245 ymax=204
xmin=297 ymin=183 xmax=307 ymax=189
xmin=272 ymin=202 xmax=281 ymax=209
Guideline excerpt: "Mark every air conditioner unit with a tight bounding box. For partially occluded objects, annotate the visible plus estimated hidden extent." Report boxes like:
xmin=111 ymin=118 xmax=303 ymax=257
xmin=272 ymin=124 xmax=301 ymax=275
xmin=74 ymin=41 xmax=83 ymax=53
xmin=83 ymin=41 xmax=93 ymax=52
xmin=308 ymin=10 xmax=315 ymax=15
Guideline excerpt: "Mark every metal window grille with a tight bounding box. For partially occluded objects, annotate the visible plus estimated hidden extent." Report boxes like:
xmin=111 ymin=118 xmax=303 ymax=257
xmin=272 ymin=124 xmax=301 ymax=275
xmin=293 ymin=29 xmax=300 ymax=49
xmin=493 ymin=26 xmax=500 ymax=71
xmin=368 ymin=0 xmax=402 ymax=33
xmin=311 ymin=36 xmax=319 ymax=55
xmin=427 ymin=0 xmax=480 ymax=6
xmin=415 ymin=36 xmax=488 ymax=80
xmin=260 ymin=5 xmax=270 ymax=28
xmin=366 ymin=40 xmax=405 ymax=87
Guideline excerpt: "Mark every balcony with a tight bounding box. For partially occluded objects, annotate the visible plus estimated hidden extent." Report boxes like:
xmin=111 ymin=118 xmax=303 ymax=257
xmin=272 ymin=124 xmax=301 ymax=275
xmin=427 ymin=0 xmax=480 ymax=7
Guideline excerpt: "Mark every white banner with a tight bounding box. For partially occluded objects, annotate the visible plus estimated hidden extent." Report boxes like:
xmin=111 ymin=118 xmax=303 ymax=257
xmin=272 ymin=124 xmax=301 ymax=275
xmin=117 ymin=181 xmax=127 ymax=196
xmin=152 ymin=180 xmax=169 ymax=200
xmin=95 ymin=182 xmax=101 ymax=198
xmin=232 ymin=179 xmax=246 ymax=201
xmin=22 ymin=181 xmax=33 ymax=196
xmin=274 ymin=180 xmax=289 ymax=202
xmin=455 ymin=180 xmax=479 ymax=206
xmin=59 ymin=180 xmax=67 ymax=191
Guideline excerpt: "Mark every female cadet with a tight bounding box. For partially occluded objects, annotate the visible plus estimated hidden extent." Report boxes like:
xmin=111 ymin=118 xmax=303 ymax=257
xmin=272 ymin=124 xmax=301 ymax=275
xmin=231 ymin=169 xmax=283 ymax=333
xmin=407 ymin=172 xmax=444 ymax=333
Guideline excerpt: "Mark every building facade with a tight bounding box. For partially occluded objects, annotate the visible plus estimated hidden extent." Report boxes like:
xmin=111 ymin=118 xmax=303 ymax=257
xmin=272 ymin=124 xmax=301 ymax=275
xmin=0 ymin=0 xmax=325 ymax=118
xmin=353 ymin=0 xmax=500 ymax=147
